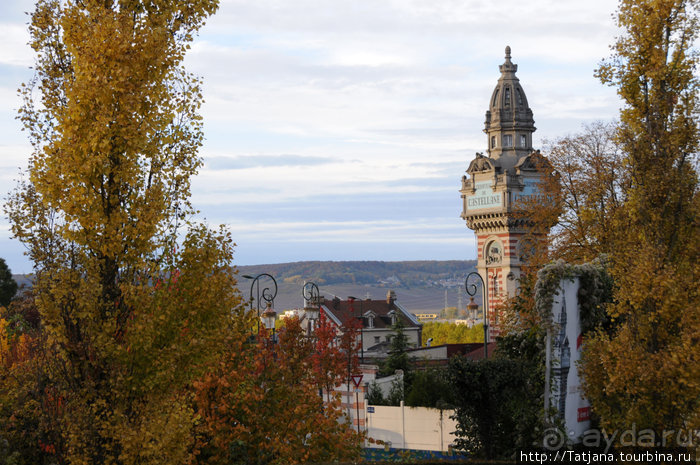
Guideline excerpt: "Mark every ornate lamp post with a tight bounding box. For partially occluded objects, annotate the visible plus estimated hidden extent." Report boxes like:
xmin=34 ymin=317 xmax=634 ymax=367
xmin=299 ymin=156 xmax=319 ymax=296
xmin=242 ymin=273 xmax=278 ymax=335
xmin=465 ymin=271 xmax=489 ymax=359
xmin=303 ymin=281 xmax=321 ymax=335
xmin=302 ymin=281 xmax=326 ymax=407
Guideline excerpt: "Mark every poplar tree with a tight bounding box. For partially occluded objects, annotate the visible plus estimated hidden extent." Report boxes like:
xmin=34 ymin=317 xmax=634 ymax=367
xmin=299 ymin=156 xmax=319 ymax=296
xmin=3 ymin=1 xmax=251 ymax=463
xmin=580 ymin=0 xmax=700 ymax=437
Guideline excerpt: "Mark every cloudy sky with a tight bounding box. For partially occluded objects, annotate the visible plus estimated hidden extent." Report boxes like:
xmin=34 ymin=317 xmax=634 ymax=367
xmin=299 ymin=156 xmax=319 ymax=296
xmin=0 ymin=0 xmax=621 ymax=273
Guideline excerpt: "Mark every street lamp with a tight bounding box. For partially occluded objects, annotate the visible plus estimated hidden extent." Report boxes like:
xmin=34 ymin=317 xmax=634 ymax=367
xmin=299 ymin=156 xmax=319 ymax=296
xmin=242 ymin=273 xmax=278 ymax=335
xmin=261 ymin=301 xmax=277 ymax=340
xmin=465 ymin=271 xmax=489 ymax=359
xmin=303 ymin=281 xmax=321 ymax=335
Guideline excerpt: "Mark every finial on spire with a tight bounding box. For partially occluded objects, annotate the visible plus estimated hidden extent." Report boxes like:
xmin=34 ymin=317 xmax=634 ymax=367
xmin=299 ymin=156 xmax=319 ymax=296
xmin=499 ymin=45 xmax=516 ymax=73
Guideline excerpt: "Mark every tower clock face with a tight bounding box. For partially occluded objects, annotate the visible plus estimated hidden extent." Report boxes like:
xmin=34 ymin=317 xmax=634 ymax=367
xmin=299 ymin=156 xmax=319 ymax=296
xmin=485 ymin=241 xmax=503 ymax=265
xmin=518 ymin=236 xmax=537 ymax=262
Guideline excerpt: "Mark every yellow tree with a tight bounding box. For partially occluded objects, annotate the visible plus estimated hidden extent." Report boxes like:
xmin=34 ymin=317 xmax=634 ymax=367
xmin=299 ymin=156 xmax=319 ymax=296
xmin=543 ymin=123 xmax=628 ymax=263
xmin=580 ymin=0 xmax=700 ymax=438
xmin=2 ymin=1 xmax=251 ymax=464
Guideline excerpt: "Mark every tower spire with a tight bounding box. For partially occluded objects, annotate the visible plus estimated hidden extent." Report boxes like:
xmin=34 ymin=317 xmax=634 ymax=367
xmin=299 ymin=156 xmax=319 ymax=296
xmin=484 ymin=46 xmax=536 ymax=171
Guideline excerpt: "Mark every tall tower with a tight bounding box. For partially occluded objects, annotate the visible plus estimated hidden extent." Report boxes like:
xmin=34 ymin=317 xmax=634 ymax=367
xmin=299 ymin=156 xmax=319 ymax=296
xmin=460 ymin=47 xmax=549 ymax=335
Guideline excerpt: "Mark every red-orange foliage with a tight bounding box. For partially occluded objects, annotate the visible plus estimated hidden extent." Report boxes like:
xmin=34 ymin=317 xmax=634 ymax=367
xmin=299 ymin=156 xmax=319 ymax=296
xmin=192 ymin=317 xmax=363 ymax=465
xmin=0 ymin=316 xmax=63 ymax=465
xmin=338 ymin=311 xmax=362 ymax=386
xmin=311 ymin=313 xmax=346 ymax=402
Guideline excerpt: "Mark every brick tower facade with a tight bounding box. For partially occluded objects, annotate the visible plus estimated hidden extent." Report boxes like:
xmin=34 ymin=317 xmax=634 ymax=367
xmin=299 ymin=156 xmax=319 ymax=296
xmin=460 ymin=47 xmax=549 ymax=336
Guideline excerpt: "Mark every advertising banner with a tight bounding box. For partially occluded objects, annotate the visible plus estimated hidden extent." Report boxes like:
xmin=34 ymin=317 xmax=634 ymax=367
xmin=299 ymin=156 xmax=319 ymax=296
xmin=546 ymin=278 xmax=591 ymax=443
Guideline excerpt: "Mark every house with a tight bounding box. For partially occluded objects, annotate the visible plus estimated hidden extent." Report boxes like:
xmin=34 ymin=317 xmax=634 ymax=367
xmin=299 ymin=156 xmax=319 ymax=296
xmin=319 ymin=290 xmax=422 ymax=359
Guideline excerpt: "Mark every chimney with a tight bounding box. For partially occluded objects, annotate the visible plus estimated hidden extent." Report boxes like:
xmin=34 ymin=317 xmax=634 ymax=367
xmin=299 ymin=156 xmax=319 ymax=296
xmin=386 ymin=290 xmax=397 ymax=305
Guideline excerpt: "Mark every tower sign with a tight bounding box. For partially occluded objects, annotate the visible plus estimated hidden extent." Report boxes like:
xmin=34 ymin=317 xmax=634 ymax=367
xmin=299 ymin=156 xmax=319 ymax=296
xmin=460 ymin=47 xmax=550 ymax=335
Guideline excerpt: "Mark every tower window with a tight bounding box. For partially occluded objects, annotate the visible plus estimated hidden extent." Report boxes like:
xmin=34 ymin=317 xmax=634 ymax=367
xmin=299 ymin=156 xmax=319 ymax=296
xmin=516 ymin=88 xmax=524 ymax=106
xmin=492 ymin=89 xmax=499 ymax=107
xmin=519 ymin=134 xmax=527 ymax=147
xmin=502 ymin=134 xmax=513 ymax=147
xmin=504 ymin=87 xmax=511 ymax=106
xmin=491 ymin=136 xmax=496 ymax=148
xmin=485 ymin=241 xmax=503 ymax=265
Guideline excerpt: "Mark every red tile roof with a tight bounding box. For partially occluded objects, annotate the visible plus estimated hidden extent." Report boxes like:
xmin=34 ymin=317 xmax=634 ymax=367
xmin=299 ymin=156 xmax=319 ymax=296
xmin=320 ymin=297 xmax=420 ymax=329
xmin=464 ymin=342 xmax=498 ymax=360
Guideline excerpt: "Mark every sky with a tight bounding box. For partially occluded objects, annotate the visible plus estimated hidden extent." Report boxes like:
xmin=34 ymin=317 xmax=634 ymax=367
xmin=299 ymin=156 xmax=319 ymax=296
xmin=0 ymin=0 xmax=622 ymax=274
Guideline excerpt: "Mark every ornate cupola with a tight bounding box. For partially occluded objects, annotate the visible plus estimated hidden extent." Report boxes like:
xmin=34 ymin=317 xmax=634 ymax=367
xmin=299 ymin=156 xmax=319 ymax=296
xmin=484 ymin=46 xmax=536 ymax=171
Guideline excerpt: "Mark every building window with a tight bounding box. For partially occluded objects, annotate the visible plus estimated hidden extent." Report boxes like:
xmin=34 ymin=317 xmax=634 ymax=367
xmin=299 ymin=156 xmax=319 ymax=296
xmin=519 ymin=134 xmax=527 ymax=148
xmin=367 ymin=315 xmax=374 ymax=328
xmin=374 ymin=336 xmax=380 ymax=344
xmin=491 ymin=136 xmax=496 ymax=148
xmin=504 ymin=87 xmax=511 ymax=106
xmin=502 ymin=134 xmax=513 ymax=147
xmin=492 ymin=89 xmax=499 ymax=107
xmin=516 ymin=88 xmax=524 ymax=106
xmin=388 ymin=310 xmax=398 ymax=326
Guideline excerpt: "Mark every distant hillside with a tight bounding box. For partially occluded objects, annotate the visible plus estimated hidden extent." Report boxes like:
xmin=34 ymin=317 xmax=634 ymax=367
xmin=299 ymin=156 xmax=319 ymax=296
xmin=236 ymin=260 xmax=476 ymax=288
xmin=236 ymin=260 xmax=477 ymax=312
xmin=11 ymin=274 xmax=33 ymax=290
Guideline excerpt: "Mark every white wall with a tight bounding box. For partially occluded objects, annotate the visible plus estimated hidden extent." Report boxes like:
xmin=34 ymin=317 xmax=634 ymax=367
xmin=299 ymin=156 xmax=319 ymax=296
xmin=365 ymin=403 xmax=458 ymax=451
xmin=361 ymin=327 xmax=421 ymax=351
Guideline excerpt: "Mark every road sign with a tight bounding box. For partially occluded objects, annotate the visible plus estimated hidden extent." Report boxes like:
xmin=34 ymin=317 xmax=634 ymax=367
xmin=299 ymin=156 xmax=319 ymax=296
xmin=367 ymin=406 xmax=375 ymax=413
xmin=351 ymin=374 xmax=363 ymax=388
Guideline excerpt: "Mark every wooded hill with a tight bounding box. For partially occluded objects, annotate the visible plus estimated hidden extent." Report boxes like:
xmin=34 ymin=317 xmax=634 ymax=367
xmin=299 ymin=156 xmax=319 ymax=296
xmin=236 ymin=260 xmax=477 ymax=312
xmin=236 ymin=260 xmax=476 ymax=288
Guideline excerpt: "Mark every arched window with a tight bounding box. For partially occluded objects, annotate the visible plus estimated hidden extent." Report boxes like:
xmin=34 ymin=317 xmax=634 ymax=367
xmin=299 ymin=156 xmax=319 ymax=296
xmin=491 ymin=136 xmax=496 ymax=148
xmin=492 ymin=89 xmax=499 ymax=107
xmin=485 ymin=240 xmax=503 ymax=265
xmin=504 ymin=87 xmax=511 ymax=106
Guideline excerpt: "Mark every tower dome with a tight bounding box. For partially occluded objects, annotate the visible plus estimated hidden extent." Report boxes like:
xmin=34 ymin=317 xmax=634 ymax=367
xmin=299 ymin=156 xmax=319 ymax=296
xmin=484 ymin=46 xmax=536 ymax=170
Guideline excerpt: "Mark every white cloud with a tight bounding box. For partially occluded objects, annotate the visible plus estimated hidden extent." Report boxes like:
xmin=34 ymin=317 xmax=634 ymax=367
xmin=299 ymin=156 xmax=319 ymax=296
xmin=0 ymin=24 xmax=32 ymax=67
xmin=224 ymin=218 xmax=470 ymax=243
